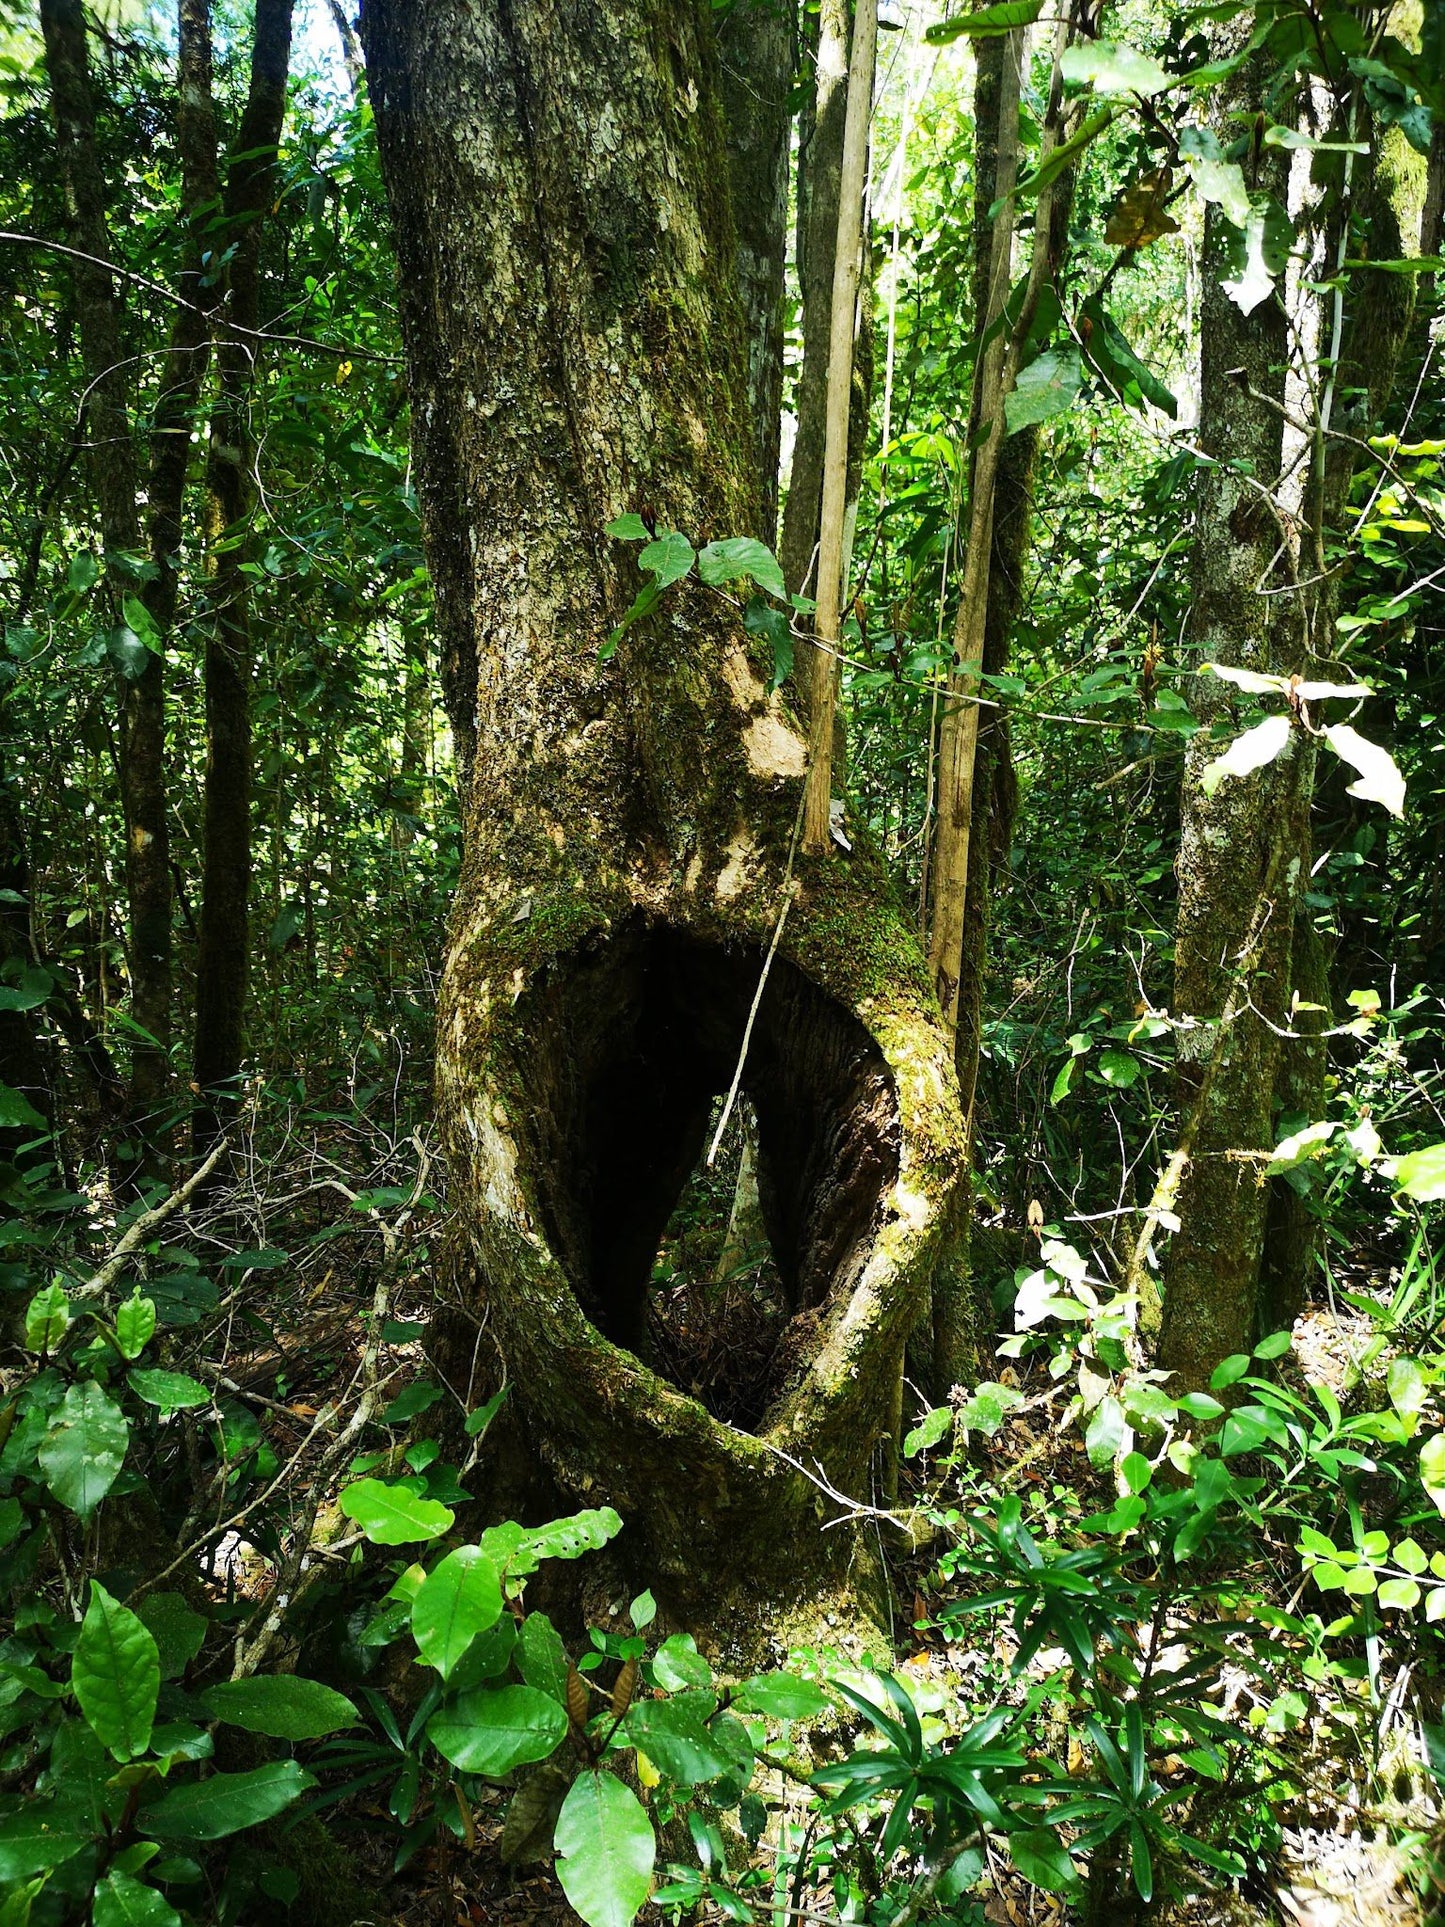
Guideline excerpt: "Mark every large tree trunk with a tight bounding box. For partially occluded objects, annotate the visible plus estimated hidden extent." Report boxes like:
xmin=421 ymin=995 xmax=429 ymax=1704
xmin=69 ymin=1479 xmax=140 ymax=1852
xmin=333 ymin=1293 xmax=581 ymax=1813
xmin=192 ymin=0 xmax=294 ymax=1154
xmin=360 ymin=0 xmax=971 ymax=1621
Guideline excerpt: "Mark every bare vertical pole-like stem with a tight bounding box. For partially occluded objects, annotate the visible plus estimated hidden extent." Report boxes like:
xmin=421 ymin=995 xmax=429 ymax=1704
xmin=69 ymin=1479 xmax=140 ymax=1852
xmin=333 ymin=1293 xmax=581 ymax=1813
xmin=801 ymin=0 xmax=878 ymax=856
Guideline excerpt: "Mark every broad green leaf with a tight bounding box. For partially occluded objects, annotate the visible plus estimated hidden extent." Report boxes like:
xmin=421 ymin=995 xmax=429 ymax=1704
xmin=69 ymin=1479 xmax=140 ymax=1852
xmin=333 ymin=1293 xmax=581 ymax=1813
xmin=1324 ymin=724 xmax=1405 ymax=819
xmin=0 ymin=1083 xmax=46 ymax=1132
xmin=731 ymin=1672 xmax=831 ymax=1720
xmin=1005 ymin=347 xmax=1082 ymax=436
xmin=481 ymin=1506 xmax=623 ymax=1577
xmin=140 ymin=1762 xmax=315 ymax=1841
xmin=1084 ymin=1394 xmax=1128 ymax=1469
xmin=39 ymin=1381 xmax=129 ymax=1518
xmin=92 ymin=1871 xmax=181 ymax=1927
xmin=1079 ymin=299 xmax=1177 ymax=417
xmin=116 ymin=1290 xmax=157 ymax=1360
xmin=1395 ymin=1144 xmax=1445 ymax=1201
xmin=1060 ymin=39 xmax=1171 ymax=96
xmin=1180 ymin=127 xmax=1250 ymax=226
xmin=637 ymin=530 xmax=694 ymax=589
xmin=744 ymin=595 xmax=793 ymax=690
xmin=0 ymin=1806 xmax=88 ymax=1882
xmin=697 ymin=537 xmax=785 ymax=600
xmin=72 ymin=1582 xmax=159 ymax=1761
xmin=68 ymin=551 xmax=99 ymax=592
xmin=1253 ymin=1330 xmax=1292 ymax=1359
xmin=425 ymin=1683 xmax=567 ymax=1775
xmin=411 ymin=1546 xmax=503 ymax=1680
xmin=137 ymin=1594 xmax=208 ymax=1680
xmin=200 ymin=1675 xmax=358 ymax=1740
xmin=0 ymin=966 xmax=51 ymax=1013
xmin=1200 ymin=714 xmax=1292 ymax=796
xmin=338 ymin=1477 xmax=454 ymax=1545
xmin=650 ymin=1633 xmax=713 ymax=1692
xmin=1009 ymin=1828 xmax=1081 ymax=1894
xmin=1221 ymin=196 xmax=1293 ymax=315
xmin=1379 ymin=1577 xmax=1422 ymax=1611
xmin=903 ymin=1405 xmax=952 ymax=1457
xmin=518 ymin=1612 xmax=570 ymax=1704
xmin=1097 ymin=1049 xmax=1139 ymax=1088
xmin=106 ymin=626 xmax=152 ymax=681
xmin=1395 ymin=1538 xmax=1429 ymax=1575
xmin=1210 ymin=1353 xmax=1252 ymax=1390
xmin=1389 ymin=1359 xmax=1429 ymax=1421
xmin=24 ymin=1284 xmax=69 ymax=1352
xmin=127 ymin=1370 xmax=212 ymax=1413
xmin=925 ymin=0 xmax=1043 ymax=40
xmin=624 ymin=1696 xmax=734 ymax=1784
xmin=554 ymin=1771 xmax=655 ymax=1927
xmin=121 ymin=596 xmax=160 ymax=647
xmin=604 ymin=513 xmax=650 ymax=540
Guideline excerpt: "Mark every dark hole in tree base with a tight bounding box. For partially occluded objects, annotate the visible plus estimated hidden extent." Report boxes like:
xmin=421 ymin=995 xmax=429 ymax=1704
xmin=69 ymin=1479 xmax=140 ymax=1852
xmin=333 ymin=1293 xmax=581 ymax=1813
xmin=521 ymin=919 xmax=901 ymax=1432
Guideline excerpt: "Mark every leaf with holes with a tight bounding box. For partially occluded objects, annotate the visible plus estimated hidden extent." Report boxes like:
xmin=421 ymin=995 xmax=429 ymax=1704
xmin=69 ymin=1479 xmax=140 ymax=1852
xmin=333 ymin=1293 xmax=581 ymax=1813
xmin=72 ymin=1582 xmax=159 ymax=1761
xmin=39 ymin=1381 xmax=129 ymax=1518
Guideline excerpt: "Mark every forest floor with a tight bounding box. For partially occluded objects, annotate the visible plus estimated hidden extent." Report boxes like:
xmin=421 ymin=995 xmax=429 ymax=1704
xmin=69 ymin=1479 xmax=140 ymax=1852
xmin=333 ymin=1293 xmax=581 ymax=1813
xmin=164 ymin=1117 xmax=1440 ymax=1927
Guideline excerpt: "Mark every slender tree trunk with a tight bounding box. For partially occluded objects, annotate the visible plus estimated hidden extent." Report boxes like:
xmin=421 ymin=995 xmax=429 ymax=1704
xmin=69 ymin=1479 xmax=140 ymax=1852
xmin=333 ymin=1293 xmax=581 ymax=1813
xmin=0 ymin=772 xmax=50 ymax=1160
xmin=716 ymin=0 xmax=795 ymax=544
xmin=40 ymin=0 xmax=172 ymax=1155
xmin=361 ymin=0 xmax=971 ymax=1624
xmin=778 ymin=0 xmax=848 ymax=604
xmin=1154 ymin=55 xmax=1302 ymax=1388
xmin=192 ymin=0 xmax=295 ymax=1155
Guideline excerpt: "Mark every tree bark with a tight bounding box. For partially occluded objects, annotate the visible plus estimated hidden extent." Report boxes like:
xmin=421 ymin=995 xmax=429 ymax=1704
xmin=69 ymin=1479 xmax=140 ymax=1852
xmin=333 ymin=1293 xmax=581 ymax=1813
xmin=192 ymin=0 xmax=294 ymax=1155
xmin=1155 ymin=55 xmax=1303 ymax=1388
xmin=716 ymin=0 xmax=795 ymax=544
xmin=361 ymin=0 xmax=971 ymax=1622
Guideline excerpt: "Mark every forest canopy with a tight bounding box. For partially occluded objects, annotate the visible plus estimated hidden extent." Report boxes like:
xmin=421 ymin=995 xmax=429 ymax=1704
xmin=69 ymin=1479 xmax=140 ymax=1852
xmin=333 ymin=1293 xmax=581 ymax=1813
xmin=0 ymin=0 xmax=1443 ymax=1923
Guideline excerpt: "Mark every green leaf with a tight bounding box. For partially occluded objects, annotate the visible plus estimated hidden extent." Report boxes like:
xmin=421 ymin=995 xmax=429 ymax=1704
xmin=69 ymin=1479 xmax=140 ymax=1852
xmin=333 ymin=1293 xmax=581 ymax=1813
xmin=121 ymin=596 xmax=160 ymax=648
xmin=106 ymin=626 xmax=152 ymax=681
xmin=68 ymin=551 xmax=99 ymax=593
xmin=1378 ymin=1577 xmax=1422 ymax=1611
xmin=651 ymin=1633 xmax=713 ymax=1692
xmin=1084 ymin=1395 xmax=1128 ymax=1469
xmin=464 ymin=1386 xmax=508 ymax=1438
xmin=1180 ymin=127 xmax=1250 ymax=226
xmin=1395 ymin=1144 xmax=1445 ymax=1202
xmin=0 ymin=966 xmax=51 ymax=1013
xmin=625 ymin=1696 xmax=734 ymax=1784
xmin=1060 ymin=39 xmax=1171 ymax=96
xmin=1050 ymin=1057 xmax=1076 ymax=1105
xmin=338 ymin=1477 xmax=454 ymax=1545
xmin=116 ymin=1290 xmax=157 ymax=1360
xmin=136 ymin=1594 xmax=208 ymax=1680
xmin=1098 ymin=1049 xmax=1140 ymax=1088
xmin=629 ymin=1590 xmax=656 ymax=1631
xmin=140 ymin=1762 xmax=315 ymax=1841
xmin=1221 ymin=195 xmax=1293 ymax=316
xmin=730 ymin=1672 xmax=831 ymax=1720
xmin=696 ymin=537 xmax=785 ymax=600
xmin=602 ymin=578 xmax=662 ymax=657
xmin=24 ymin=1284 xmax=69 ymax=1352
xmin=127 ymin=1370 xmax=212 ymax=1414
xmin=1200 ymin=715 xmax=1292 ymax=796
xmin=518 ymin=1612 xmax=570 ymax=1704
xmin=604 ymin=514 xmax=651 ymax=541
xmin=1079 ymin=299 xmax=1177 ymax=417
xmin=200 ymin=1676 xmax=358 ymax=1740
xmin=0 ymin=1083 xmax=46 ymax=1132
xmin=1420 ymin=1433 xmax=1445 ymax=1515
xmin=0 ymin=1807 xmax=88 ymax=1882
xmin=481 ymin=1506 xmax=624 ymax=1577
xmin=72 ymin=1581 xmax=160 ymax=1761
xmin=554 ymin=1772 xmax=656 ymax=1927
xmin=1005 ymin=348 xmax=1082 ymax=435
xmin=925 ymin=0 xmax=1043 ymax=39
xmin=1011 ymin=106 xmax=1115 ymax=206
xmin=903 ymin=1405 xmax=953 ymax=1457
xmin=1324 ymin=724 xmax=1406 ymax=819
xmin=411 ymin=1546 xmax=504 ymax=1680
xmin=92 ymin=1872 xmax=182 ymax=1927
xmin=638 ymin=531 xmax=695 ymax=589
xmin=40 ymin=1381 xmax=129 ymax=1518
xmin=1253 ymin=1330 xmax=1292 ymax=1359
xmin=744 ymin=595 xmax=793 ymax=691
xmin=425 ymin=1683 xmax=568 ymax=1775
xmin=1210 ymin=1354 xmax=1252 ymax=1390
xmin=1008 ymin=1827 xmax=1081 ymax=1894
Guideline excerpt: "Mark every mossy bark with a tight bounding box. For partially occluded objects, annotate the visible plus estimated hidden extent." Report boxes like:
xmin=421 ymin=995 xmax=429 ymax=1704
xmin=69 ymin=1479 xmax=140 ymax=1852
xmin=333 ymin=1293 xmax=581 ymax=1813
xmin=1157 ymin=57 xmax=1303 ymax=1390
xmin=361 ymin=0 xmax=972 ymax=1624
